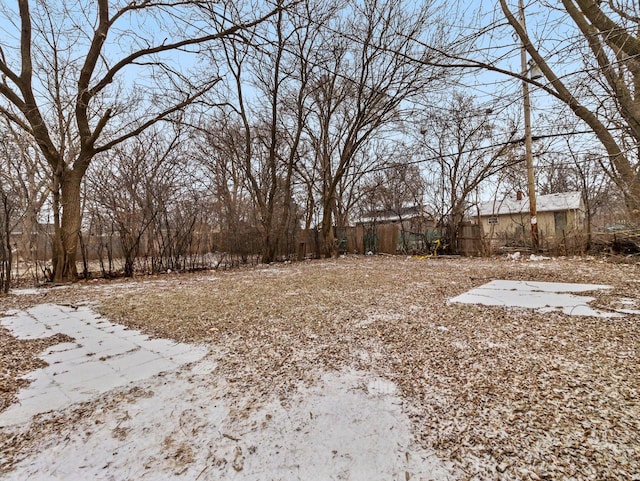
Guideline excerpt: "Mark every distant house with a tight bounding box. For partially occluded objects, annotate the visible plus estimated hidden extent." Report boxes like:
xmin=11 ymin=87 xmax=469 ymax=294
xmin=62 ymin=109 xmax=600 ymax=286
xmin=477 ymin=191 xmax=586 ymax=251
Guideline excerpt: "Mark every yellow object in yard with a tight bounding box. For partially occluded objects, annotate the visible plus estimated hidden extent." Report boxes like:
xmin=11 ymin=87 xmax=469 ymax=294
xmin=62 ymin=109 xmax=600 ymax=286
xmin=414 ymin=239 xmax=441 ymax=259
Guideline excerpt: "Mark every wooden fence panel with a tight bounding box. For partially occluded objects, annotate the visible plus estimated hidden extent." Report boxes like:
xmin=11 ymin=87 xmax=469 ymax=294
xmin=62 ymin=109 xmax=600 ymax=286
xmin=458 ymin=223 xmax=482 ymax=256
xmin=378 ymin=224 xmax=399 ymax=254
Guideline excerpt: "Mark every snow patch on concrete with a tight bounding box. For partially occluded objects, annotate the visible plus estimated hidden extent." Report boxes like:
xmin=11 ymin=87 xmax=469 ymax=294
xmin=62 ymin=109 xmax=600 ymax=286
xmin=0 ymin=304 xmax=207 ymax=426
xmin=450 ymin=280 xmax=621 ymax=317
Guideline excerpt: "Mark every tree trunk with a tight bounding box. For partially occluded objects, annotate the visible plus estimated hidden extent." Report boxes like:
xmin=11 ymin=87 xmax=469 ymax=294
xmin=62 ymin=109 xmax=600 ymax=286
xmin=261 ymin=233 xmax=277 ymax=264
xmin=1 ymin=195 xmax=12 ymax=294
xmin=320 ymin=208 xmax=336 ymax=258
xmin=448 ymin=208 xmax=465 ymax=255
xmin=622 ymin=182 xmax=640 ymax=223
xmin=52 ymin=172 xmax=82 ymax=283
xmin=260 ymin=205 xmax=277 ymax=264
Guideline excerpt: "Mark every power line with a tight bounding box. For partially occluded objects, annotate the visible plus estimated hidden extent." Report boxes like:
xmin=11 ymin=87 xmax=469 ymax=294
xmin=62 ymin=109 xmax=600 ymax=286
xmin=362 ymin=128 xmax=603 ymax=175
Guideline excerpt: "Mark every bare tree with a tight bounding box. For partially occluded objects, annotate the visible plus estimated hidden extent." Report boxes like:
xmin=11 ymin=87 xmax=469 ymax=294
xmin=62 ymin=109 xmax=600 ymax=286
xmin=0 ymin=120 xmax=51 ymax=279
xmin=304 ymin=0 xmax=449 ymax=257
xmin=499 ymin=0 xmax=640 ymax=223
xmin=86 ymin=127 xmax=184 ymax=277
xmin=359 ymin=147 xmax=425 ymax=215
xmin=420 ymin=93 xmax=518 ymax=252
xmin=559 ymin=142 xmax=617 ymax=245
xmin=192 ymin=117 xmax=258 ymax=264
xmin=0 ymin=0 xmax=277 ymax=282
xmin=217 ymin=0 xmax=325 ymax=263
xmin=0 ymin=185 xmax=14 ymax=293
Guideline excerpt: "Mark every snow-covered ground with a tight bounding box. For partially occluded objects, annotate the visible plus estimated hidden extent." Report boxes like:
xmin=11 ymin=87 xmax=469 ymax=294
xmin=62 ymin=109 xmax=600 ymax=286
xmin=0 ymin=304 xmax=455 ymax=481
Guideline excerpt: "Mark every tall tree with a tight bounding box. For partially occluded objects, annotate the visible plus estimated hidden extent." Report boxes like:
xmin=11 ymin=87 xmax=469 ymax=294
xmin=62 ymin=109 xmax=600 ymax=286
xmin=421 ymin=93 xmax=517 ymax=252
xmin=193 ymin=117 xmax=256 ymax=261
xmin=499 ymin=0 xmax=640 ymax=222
xmin=86 ymin=128 xmax=184 ymax=277
xmin=305 ymin=0 xmax=449 ymax=256
xmin=0 ymin=0 xmax=276 ymax=281
xmin=0 ymin=120 xmax=50 ymax=279
xmin=219 ymin=0 xmax=325 ymax=263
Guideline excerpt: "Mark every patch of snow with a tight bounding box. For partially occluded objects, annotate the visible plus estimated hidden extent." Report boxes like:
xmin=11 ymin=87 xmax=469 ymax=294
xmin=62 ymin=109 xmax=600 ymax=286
xmin=611 ymin=298 xmax=640 ymax=314
xmin=8 ymin=288 xmax=43 ymax=296
xmin=452 ymin=341 xmax=467 ymax=350
xmin=618 ymin=298 xmax=637 ymax=306
xmin=358 ymin=312 xmax=402 ymax=328
xmin=0 ymin=303 xmax=456 ymax=481
xmin=528 ymin=254 xmax=551 ymax=261
xmin=484 ymin=280 xmax=612 ymax=293
xmin=366 ymin=378 xmax=397 ymax=396
xmin=450 ymin=280 xmax=622 ymax=318
xmin=2 ymin=367 xmax=456 ymax=481
xmin=0 ymin=304 xmax=207 ymax=427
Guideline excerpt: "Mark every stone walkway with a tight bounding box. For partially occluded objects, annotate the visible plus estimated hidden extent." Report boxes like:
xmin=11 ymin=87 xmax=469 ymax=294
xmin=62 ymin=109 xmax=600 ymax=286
xmin=0 ymin=304 xmax=207 ymax=426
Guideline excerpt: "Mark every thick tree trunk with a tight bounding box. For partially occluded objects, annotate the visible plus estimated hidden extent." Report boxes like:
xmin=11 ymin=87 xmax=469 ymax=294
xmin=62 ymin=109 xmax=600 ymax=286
xmin=261 ymin=231 xmax=277 ymax=264
xmin=51 ymin=172 xmax=82 ymax=283
xmin=320 ymin=208 xmax=336 ymax=258
xmin=259 ymin=203 xmax=278 ymax=264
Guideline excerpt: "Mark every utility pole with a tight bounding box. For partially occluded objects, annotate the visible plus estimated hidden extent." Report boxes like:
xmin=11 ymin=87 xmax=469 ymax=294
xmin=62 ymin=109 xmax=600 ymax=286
xmin=519 ymin=0 xmax=539 ymax=252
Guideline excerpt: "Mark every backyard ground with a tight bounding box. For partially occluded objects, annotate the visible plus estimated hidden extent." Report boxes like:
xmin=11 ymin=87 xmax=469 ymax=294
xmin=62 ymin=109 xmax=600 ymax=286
xmin=0 ymin=255 xmax=638 ymax=480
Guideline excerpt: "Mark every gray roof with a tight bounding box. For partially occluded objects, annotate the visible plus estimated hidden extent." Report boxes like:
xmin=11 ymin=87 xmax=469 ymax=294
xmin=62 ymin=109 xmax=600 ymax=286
xmin=356 ymin=205 xmax=427 ymax=224
xmin=478 ymin=191 xmax=583 ymax=217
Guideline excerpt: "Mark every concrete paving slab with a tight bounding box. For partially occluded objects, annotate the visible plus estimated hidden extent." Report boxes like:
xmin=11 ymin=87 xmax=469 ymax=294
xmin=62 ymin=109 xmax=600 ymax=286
xmin=162 ymin=344 xmax=199 ymax=360
xmin=63 ymin=373 xmax=130 ymax=401
xmin=0 ymin=304 xmax=207 ymax=427
xmin=450 ymin=279 xmax=621 ymax=317
xmin=75 ymin=337 xmax=140 ymax=357
xmin=42 ymin=347 xmax=93 ymax=365
xmin=480 ymin=279 xmax=612 ymax=293
xmin=53 ymin=360 xmax=119 ymax=384
xmin=1 ymin=313 xmax=51 ymax=339
xmin=124 ymin=333 xmax=151 ymax=344
xmin=102 ymin=324 xmax=129 ymax=334
xmin=121 ymin=358 xmax=180 ymax=381
xmin=43 ymin=342 xmax=78 ymax=354
xmin=169 ymin=349 xmax=210 ymax=365
xmin=1 ymin=386 xmax=71 ymax=426
xmin=105 ymin=348 xmax=164 ymax=370
xmin=141 ymin=338 xmax=187 ymax=354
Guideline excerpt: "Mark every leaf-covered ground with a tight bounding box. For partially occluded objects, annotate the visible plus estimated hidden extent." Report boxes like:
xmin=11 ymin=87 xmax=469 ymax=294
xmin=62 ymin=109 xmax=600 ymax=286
xmin=1 ymin=255 xmax=638 ymax=480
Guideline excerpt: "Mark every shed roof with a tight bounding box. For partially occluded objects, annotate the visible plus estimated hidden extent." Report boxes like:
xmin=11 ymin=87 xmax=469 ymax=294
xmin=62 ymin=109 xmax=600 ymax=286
xmin=478 ymin=191 xmax=583 ymax=217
